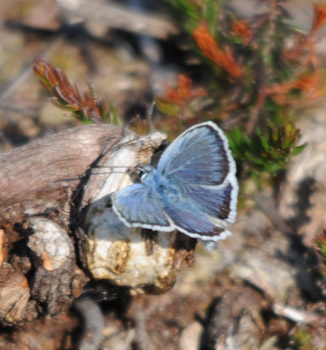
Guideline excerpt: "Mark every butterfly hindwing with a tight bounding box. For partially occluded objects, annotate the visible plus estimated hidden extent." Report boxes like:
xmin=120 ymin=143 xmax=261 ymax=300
xmin=159 ymin=189 xmax=229 ymax=241
xmin=180 ymin=182 xmax=238 ymax=224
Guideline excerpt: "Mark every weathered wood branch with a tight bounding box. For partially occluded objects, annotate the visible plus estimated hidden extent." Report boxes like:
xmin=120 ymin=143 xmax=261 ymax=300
xmin=0 ymin=124 xmax=129 ymax=325
xmin=0 ymin=124 xmax=127 ymax=212
xmin=0 ymin=124 xmax=196 ymax=326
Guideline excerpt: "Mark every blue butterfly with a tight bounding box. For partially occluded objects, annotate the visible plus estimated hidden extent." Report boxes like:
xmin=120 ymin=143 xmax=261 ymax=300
xmin=112 ymin=121 xmax=238 ymax=244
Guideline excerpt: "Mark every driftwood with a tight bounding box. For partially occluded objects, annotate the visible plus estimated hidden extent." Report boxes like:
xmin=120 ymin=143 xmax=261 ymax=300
xmin=0 ymin=124 xmax=126 ymax=325
xmin=0 ymin=125 xmax=125 ymax=224
xmin=0 ymin=124 xmax=196 ymax=327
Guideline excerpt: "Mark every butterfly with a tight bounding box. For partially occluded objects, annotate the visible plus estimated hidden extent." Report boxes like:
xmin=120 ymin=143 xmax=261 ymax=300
xmin=112 ymin=121 xmax=238 ymax=244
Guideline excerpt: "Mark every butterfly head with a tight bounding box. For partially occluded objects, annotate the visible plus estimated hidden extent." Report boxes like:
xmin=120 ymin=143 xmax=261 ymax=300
xmin=135 ymin=164 xmax=154 ymax=181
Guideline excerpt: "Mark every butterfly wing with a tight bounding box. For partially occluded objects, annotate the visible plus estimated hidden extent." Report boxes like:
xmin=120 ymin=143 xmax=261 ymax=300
xmin=180 ymin=182 xmax=238 ymax=225
xmin=113 ymin=121 xmax=238 ymax=243
xmin=160 ymin=189 xmax=231 ymax=242
xmin=112 ymin=183 xmax=172 ymax=231
xmin=157 ymin=121 xmax=236 ymax=186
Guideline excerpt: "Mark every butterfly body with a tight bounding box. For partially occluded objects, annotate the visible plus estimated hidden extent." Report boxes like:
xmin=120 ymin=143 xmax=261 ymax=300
xmin=112 ymin=122 xmax=238 ymax=244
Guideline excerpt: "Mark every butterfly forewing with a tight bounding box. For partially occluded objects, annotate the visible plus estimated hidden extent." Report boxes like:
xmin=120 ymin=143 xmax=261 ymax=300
xmin=157 ymin=122 xmax=233 ymax=186
xmin=112 ymin=183 xmax=172 ymax=230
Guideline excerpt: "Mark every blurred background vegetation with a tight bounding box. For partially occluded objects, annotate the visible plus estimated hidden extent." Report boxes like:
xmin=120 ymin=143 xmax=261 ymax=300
xmin=0 ymin=0 xmax=326 ymax=349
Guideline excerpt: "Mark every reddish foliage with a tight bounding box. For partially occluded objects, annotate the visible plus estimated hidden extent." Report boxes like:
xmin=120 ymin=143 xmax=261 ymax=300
xmin=285 ymin=4 xmax=326 ymax=67
xmin=312 ymin=3 xmax=326 ymax=34
xmin=162 ymin=74 xmax=207 ymax=105
xmin=33 ymin=59 xmax=106 ymax=123
xmin=292 ymin=72 xmax=324 ymax=99
xmin=284 ymin=36 xmax=318 ymax=68
xmin=231 ymin=20 xmax=254 ymax=45
xmin=265 ymin=70 xmax=324 ymax=105
xmin=193 ymin=26 xmax=243 ymax=78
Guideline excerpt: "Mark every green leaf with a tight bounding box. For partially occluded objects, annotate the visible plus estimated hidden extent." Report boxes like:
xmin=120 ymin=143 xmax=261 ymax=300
xmin=202 ymin=1 xmax=219 ymax=33
xmin=260 ymin=135 xmax=270 ymax=152
xmin=292 ymin=143 xmax=307 ymax=156
xmin=109 ymin=102 xmax=123 ymax=126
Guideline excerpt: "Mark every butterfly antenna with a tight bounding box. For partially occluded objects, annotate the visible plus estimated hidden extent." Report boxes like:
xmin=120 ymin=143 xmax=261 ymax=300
xmin=92 ymin=165 xmax=130 ymax=169
xmin=145 ymin=102 xmax=157 ymax=165
xmin=147 ymin=101 xmax=156 ymax=135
